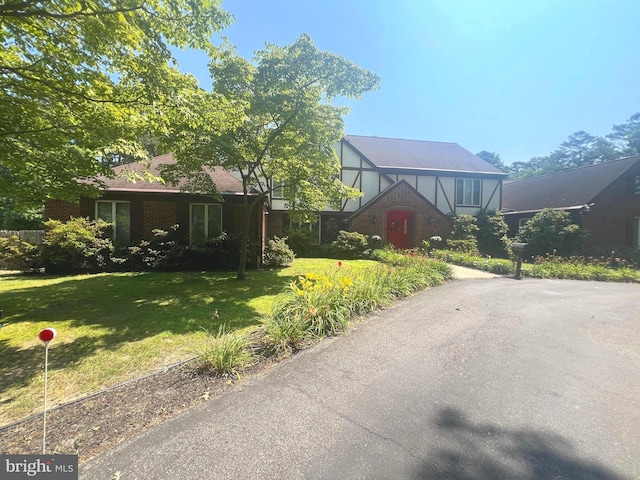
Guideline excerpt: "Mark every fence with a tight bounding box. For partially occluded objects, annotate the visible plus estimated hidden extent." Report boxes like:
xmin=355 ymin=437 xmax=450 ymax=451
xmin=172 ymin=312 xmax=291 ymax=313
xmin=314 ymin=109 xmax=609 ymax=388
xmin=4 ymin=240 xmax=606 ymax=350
xmin=0 ymin=230 xmax=45 ymax=244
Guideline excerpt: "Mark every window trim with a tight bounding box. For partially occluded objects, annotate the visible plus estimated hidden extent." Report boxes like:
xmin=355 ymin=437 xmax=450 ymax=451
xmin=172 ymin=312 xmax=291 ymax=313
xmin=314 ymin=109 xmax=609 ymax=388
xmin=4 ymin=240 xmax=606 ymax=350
xmin=635 ymin=176 xmax=640 ymax=194
xmin=455 ymin=178 xmax=482 ymax=207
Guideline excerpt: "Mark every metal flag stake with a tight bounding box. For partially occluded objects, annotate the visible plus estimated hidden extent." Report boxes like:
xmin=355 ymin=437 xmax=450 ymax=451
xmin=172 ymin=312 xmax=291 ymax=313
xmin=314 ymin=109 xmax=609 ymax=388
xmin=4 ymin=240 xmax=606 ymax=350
xmin=39 ymin=327 xmax=57 ymax=454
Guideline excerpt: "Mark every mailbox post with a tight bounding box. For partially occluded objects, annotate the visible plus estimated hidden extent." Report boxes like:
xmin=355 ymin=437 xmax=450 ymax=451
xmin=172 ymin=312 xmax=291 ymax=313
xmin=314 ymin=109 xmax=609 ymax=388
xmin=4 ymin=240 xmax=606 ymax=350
xmin=511 ymin=242 xmax=528 ymax=280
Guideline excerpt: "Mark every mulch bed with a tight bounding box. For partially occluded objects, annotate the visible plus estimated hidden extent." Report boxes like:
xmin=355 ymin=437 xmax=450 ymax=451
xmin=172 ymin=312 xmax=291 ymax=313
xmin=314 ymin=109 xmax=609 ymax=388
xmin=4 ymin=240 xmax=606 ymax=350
xmin=0 ymin=354 xmax=279 ymax=463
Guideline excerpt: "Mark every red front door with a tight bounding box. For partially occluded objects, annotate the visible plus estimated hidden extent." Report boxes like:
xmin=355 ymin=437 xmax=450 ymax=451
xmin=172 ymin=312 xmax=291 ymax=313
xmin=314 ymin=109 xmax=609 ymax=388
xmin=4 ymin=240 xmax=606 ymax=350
xmin=387 ymin=210 xmax=412 ymax=249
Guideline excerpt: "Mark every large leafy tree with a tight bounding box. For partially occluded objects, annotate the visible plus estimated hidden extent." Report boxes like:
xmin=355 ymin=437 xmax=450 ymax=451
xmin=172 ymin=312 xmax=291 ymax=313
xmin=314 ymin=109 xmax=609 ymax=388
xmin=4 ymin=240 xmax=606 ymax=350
xmin=608 ymin=112 xmax=640 ymax=157
xmin=163 ymin=34 xmax=380 ymax=280
xmin=0 ymin=0 xmax=232 ymax=205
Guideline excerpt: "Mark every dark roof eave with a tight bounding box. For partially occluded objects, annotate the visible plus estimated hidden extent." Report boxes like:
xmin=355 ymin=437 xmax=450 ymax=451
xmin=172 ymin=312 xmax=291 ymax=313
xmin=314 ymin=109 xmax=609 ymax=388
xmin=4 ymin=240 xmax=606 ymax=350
xmin=501 ymin=205 xmax=589 ymax=215
xmin=378 ymin=166 xmax=507 ymax=177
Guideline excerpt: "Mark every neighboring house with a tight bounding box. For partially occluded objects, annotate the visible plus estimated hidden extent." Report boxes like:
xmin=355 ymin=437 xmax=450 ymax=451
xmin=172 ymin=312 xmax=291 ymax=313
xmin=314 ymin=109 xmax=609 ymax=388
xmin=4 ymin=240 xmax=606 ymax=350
xmin=45 ymin=154 xmax=264 ymax=248
xmin=45 ymin=136 xmax=507 ymax=252
xmin=268 ymin=135 xmax=507 ymax=249
xmin=501 ymin=155 xmax=640 ymax=249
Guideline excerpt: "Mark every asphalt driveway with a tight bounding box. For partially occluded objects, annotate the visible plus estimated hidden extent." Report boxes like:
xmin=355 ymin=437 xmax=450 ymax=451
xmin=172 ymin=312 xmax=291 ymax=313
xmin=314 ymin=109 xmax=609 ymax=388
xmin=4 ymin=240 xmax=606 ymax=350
xmin=81 ymin=275 xmax=640 ymax=479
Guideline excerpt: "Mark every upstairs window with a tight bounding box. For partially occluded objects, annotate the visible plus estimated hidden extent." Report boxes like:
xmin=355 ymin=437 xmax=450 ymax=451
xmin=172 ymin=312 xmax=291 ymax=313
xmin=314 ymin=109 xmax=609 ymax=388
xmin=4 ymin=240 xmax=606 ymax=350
xmin=456 ymin=178 xmax=481 ymax=207
xmin=190 ymin=203 xmax=222 ymax=246
xmin=96 ymin=200 xmax=131 ymax=247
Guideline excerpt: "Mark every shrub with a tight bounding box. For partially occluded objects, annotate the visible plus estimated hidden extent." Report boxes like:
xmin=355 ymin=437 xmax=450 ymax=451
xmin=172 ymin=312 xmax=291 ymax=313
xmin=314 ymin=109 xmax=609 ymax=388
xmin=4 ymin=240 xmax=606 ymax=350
xmin=42 ymin=217 xmax=113 ymax=273
xmin=126 ymin=225 xmax=188 ymax=271
xmin=199 ymin=325 xmax=254 ymax=376
xmin=476 ymin=210 xmax=510 ymax=257
xmin=263 ymin=236 xmax=295 ymax=268
xmin=0 ymin=235 xmax=42 ymax=271
xmin=329 ymin=230 xmax=369 ymax=259
xmin=446 ymin=214 xmax=479 ymax=254
xmin=517 ymin=208 xmax=587 ymax=257
xmin=284 ymin=227 xmax=314 ymax=256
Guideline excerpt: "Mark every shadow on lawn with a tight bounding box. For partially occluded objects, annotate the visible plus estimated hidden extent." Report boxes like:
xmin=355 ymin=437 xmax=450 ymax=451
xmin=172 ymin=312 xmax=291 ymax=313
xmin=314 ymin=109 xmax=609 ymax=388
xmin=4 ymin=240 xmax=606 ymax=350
xmin=413 ymin=407 xmax=627 ymax=480
xmin=0 ymin=270 xmax=295 ymax=396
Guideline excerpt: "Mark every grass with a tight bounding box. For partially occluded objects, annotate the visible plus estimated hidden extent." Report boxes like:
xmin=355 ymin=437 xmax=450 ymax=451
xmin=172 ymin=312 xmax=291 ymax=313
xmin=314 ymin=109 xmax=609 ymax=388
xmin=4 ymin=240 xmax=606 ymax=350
xmin=0 ymin=259 xmax=377 ymax=425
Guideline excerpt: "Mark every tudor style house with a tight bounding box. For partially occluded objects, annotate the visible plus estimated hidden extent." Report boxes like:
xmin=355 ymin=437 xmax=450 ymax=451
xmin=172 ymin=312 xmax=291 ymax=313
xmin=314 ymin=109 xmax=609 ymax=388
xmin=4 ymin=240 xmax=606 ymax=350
xmin=45 ymin=136 xmax=507 ymax=251
xmin=268 ymin=135 xmax=506 ymax=249
xmin=501 ymin=155 xmax=640 ymax=250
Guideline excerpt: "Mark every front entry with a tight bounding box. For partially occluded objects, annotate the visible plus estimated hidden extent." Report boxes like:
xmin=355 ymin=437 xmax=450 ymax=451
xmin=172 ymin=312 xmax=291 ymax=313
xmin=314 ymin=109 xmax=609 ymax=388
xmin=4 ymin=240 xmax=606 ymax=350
xmin=387 ymin=210 xmax=412 ymax=249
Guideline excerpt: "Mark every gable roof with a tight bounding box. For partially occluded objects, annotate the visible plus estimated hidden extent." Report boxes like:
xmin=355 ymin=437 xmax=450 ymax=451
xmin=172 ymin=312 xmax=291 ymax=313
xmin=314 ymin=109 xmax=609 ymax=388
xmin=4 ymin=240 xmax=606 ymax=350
xmin=502 ymin=155 xmax=640 ymax=213
xmin=98 ymin=153 xmax=245 ymax=195
xmin=342 ymin=135 xmax=506 ymax=176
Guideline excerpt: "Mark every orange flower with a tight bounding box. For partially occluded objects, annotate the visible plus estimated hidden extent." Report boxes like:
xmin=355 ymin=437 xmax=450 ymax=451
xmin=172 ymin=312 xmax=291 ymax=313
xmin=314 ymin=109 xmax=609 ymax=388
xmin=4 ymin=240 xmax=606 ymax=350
xmin=310 ymin=306 xmax=317 ymax=315
xmin=338 ymin=261 xmax=342 ymax=267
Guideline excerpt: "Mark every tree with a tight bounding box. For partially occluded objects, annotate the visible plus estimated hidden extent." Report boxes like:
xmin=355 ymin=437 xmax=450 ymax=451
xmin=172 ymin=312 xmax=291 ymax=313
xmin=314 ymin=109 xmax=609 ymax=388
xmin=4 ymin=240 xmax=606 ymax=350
xmin=476 ymin=151 xmax=509 ymax=173
xmin=162 ymin=34 xmax=380 ymax=280
xmin=0 ymin=0 xmax=232 ymax=206
xmin=476 ymin=209 xmax=509 ymax=257
xmin=553 ymin=131 xmax=618 ymax=168
xmin=516 ymin=208 xmax=587 ymax=257
xmin=608 ymin=112 xmax=640 ymax=157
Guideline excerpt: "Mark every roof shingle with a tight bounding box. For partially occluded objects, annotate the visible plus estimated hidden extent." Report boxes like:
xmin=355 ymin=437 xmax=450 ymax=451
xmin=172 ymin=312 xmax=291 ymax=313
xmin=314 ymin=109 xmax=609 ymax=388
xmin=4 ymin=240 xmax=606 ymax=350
xmin=343 ymin=135 xmax=505 ymax=175
xmin=502 ymin=155 xmax=640 ymax=212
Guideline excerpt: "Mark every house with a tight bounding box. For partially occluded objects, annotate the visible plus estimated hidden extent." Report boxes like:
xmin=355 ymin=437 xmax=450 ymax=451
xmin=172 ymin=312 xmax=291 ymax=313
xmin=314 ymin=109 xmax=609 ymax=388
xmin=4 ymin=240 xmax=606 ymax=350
xmin=501 ymin=155 xmax=640 ymax=249
xmin=45 ymin=136 xmax=507 ymax=252
xmin=268 ymin=135 xmax=507 ymax=249
xmin=44 ymin=154 xmax=264 ymax=248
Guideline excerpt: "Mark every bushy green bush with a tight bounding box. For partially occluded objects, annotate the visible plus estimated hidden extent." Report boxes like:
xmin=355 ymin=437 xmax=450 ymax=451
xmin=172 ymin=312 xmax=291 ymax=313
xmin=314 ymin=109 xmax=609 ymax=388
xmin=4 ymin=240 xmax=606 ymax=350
xmin=329 ymin=230 xmax=369 ymax=259
xmin=446 ymin=214 xmax=479 ymax=254
xmin=42 ymin=218 xmax=113 ymax=273
xmin=126 ymin=225 xmax=188 ymax=271
xmin=284 ymin=227 xmax=314 ymax=256
xmin=476 ymin=210 xmax=510 ymax=257
xmin=517 ymin=208 xmax=587 ymax=257
xmin=263 ymin=236 xmax=295 ymax=268
xmin=0 ymin=235 xmax=42 ymax=271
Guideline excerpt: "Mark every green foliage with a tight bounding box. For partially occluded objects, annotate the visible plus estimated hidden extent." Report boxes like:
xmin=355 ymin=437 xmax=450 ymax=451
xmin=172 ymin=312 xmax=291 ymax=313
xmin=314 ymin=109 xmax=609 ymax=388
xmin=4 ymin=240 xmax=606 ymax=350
xmin=508 ymin=113 xmax=640 ymax=179
xmin=261 ymin=256 xmax=452 ymax=352
xmin=516 ymin=208 xmax=587 ymax=257
xmin=284 ymin=228 xmax=314 ymax=256
xmin=162 ymin=33 xmax=379 ymax=279
xmin=263 ymin=236 xmax=296 ymax=268
xmin=476 ymin=210 xmax=510 ymax=257
xmin=199 ymin=325 xmax=254 ymax=377
xmin=329 ymin=230 xmax=369 ymax=259
xmin=445 ymin=213 xmax=479 ymax=254
xmin=41 ymin=217 xmax=113 ymax=273
xmin=0 ymin=236 xmax=42 ymax=271
xmin=523 ymin=254 xmax=640 ymax=282
xmin=0 ymin=199 xmax=43 ymax=230
xmin=1 ymin=0 xmax=232 ymax=206
xmin=431 ymin=249 xmax=513 ymax=274
xmin=126 ymin=225 xmax=188 ymax=271
xmin=476 ymin=151 xmax=508 ymax=173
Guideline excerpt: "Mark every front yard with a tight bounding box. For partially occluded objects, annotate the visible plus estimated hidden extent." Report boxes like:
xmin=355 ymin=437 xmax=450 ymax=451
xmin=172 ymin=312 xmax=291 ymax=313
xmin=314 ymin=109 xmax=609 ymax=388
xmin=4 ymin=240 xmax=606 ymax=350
xmin=0 ymin=259 xmax=380 ymax=426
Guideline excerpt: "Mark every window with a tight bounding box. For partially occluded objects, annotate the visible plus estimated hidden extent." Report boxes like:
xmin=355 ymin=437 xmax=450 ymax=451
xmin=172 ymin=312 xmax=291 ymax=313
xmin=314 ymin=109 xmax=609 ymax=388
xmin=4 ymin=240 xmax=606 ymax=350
xmin=289 ymin=218 xmax=321 ymax=245
xmin=96 ymin=201 xmax=130 ymax=247
xmin=635 ymin=176 xmax=640 ymax=194
xmin=456 ymin=178 xmax=481 ymax=207
xmin=518 ymin=217 xmax=531 ymax=229
xmin=190 ymin=204 xmax=222 ymax=245
xmin=272 ymin=180 xmax=284 ymax=199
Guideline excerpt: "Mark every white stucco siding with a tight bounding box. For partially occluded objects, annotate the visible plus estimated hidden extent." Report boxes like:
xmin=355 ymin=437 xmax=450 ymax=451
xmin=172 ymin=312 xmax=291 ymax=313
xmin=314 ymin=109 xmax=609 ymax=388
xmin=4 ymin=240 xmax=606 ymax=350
xmin=416 ymin=175 xmax=437 ymax=204
xmin=481 ymin=178 xmax=501 ymax=211
xmin=338 ymin=142 xmax=362 ymax=168
xmin=436 ymin=177 xmax=456 ymax=214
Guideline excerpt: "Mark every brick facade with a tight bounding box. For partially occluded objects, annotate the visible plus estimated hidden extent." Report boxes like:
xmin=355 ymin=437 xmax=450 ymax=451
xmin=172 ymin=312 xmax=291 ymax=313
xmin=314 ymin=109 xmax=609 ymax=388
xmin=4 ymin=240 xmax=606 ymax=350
xmin=142 ymin=201 xmax=177 ymax=240
xmin=348 ymin=181 xmax=452 ymax=247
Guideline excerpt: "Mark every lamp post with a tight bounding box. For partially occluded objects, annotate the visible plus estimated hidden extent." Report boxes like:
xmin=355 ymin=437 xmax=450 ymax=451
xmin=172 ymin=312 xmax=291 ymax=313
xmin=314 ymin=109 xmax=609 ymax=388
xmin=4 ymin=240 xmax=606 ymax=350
xmin=511 ymin=243 xmax=528 ymax=280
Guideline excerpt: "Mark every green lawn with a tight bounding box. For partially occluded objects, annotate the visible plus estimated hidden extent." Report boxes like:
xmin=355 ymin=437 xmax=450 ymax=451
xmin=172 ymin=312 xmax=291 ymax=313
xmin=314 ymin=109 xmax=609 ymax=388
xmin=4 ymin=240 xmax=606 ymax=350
xmin=0 ymin=259 xmax=376 ymax=425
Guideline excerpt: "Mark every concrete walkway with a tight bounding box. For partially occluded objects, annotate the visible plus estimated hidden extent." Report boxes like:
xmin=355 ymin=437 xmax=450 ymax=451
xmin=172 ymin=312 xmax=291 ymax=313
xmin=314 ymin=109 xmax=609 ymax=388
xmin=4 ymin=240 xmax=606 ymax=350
xmin=449 ymin=263 xmax=503 ymax=279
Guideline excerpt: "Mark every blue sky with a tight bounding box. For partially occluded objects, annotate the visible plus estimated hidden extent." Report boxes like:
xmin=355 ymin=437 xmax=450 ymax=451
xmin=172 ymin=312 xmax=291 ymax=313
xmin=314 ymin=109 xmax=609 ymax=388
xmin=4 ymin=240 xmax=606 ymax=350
xmin=174 ymin=0 xmax=640 ymax=165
